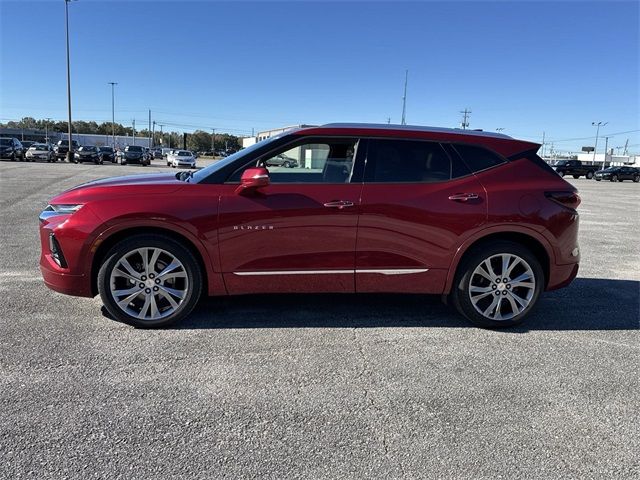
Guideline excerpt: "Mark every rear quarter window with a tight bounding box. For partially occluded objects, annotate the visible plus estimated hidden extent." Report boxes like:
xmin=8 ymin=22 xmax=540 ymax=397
xmin=452 ymin=144 xmax=506 ymax=173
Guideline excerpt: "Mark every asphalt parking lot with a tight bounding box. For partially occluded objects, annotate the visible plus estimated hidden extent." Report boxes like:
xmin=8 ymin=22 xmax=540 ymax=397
xmin=0 ymin=160 xmax=638 ymax=479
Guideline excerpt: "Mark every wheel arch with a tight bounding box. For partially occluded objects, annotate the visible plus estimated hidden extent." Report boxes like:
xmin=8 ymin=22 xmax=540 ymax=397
xmin=90 ymin=226 xmax=210 ymax=297
xmin=444 ymin=229 xmax=552 ymax=294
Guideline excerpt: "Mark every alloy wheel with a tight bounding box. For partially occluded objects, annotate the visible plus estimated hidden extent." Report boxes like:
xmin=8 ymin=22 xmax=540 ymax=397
xmin=468 ymin=253 xmax=536 ymax=321
xmin=109 ymin=247 xmax=189 ymax=321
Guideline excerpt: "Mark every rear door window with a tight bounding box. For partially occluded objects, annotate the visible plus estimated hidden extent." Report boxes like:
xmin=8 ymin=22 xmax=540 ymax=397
xmin=365 ymin=139 xmax=465 ymax=183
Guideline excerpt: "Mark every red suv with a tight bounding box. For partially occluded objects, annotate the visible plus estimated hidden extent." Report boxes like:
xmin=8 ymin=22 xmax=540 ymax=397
xmin=39 ymin=124 xmax=580 ymax=328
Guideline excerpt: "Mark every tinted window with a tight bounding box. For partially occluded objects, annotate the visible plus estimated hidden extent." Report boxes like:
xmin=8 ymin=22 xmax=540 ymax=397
xmin=0 ymin=139 xmax=11 ymax=146
xmin=126 ymin=146 xmax=143 ymax=152
xmin=367 ymin=139 xmax=452 ymax=183
xmin=453 ymin=144 xmax=505 ymax=172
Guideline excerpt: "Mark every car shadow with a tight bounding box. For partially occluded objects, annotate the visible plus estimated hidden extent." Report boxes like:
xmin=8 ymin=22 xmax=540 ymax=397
xmin=155 ymin=277 xmax=638 ymax=332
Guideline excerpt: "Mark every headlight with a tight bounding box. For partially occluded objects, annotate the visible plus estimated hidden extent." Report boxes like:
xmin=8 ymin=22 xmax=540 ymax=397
xmin=45 ymin=204 xmax=84 ymax=214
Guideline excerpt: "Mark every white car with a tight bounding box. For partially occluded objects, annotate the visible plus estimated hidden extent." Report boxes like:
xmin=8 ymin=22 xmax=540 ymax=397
xmin=167 ymin=150 xmax=196 ymax=168
xmin=26 ymin=143 xmax=55 ymax=162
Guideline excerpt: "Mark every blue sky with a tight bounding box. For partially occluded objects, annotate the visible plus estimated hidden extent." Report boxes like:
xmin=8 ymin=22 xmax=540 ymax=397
xmin=1 ymin=0 xmax=638 ymax=153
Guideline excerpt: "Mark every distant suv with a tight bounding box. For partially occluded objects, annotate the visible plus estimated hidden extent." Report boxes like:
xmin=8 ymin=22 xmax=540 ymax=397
xmin=98 ymin=146 xmax=116 ymax=163
xmin=39 ymin=123 xmax=580 ymax=329
xmin=554 ymin=159 xmax=598 ymax=179
xmin=0 ymin=137 xmax=25 ymax=161
xmin=117 ymin=145 xmax=150 ymax=166
xmin=54 ymin=140 xmax=80 ymax=160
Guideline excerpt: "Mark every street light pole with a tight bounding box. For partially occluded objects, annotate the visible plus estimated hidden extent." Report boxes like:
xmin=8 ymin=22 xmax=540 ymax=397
xmin=211 ymin=128 xmax=215 ymax=152
xmin=108 ymin=82 xmax=117 ymax=148
xmin=64 ymin=0 xmax=75 ymax=162
xmin=592 ymin=121 xmax=608 ymax=165
xmin=603 ymin=136 xmax=611 ymax=169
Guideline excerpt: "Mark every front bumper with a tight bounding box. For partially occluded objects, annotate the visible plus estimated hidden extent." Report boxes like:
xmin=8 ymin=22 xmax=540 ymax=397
xmin=0 ymin=150 xmax=15 ymax=158
xmin=38 ymin=206 xmax=101 ymax=298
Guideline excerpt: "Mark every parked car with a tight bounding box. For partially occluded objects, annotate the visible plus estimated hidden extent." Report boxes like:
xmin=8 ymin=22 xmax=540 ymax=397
xmin=167 ymin=150 xmax=197 ymax=168
xmin=0 ymin=137 xmax=25 ymax=161
xmin=117 ymin=145 xmax=150 ymax=166
xmin=594 ymin=166 xmax=640 ymax=182
xmin=21 ymin=141 xmax=36 ymax=151
xmin=38 ymin=123 xmax=580 ymax=329
xmin=554 ymin=159 xmax=598 ymax=179
xmin=265 ymin=153 xmax=298 ymax=168
xmin=98 ymin=146 xmax=116 ymax=163
xmin=75 ymin=146 xmax=101 ymax=164
xmin=26 ymin=143 xmax=55 ymax=162
xmin=54 ymin=140 xmax=80 ymax=161
xmin=152 ymin=148 xmax=163 ymax=159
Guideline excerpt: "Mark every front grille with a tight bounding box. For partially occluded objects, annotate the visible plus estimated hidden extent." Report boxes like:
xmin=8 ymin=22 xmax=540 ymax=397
xmin=49 ymin=234 xmax=68 ymax=268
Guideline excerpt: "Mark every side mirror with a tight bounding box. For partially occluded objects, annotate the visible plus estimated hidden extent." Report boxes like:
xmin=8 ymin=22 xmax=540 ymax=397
xmin=235 ymin=167 xmax=270 ymax=194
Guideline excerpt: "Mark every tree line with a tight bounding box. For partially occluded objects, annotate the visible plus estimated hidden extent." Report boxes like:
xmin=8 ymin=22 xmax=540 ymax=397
xmin=1 ymin=117 xmax=242 ymax=151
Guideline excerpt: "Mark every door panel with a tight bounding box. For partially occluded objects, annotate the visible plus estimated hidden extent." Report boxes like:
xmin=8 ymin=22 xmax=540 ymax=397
xmin=218 ymin=184 xmax=362 ymax=294
xmin=356 ymin=176 xmax=487 ymax=294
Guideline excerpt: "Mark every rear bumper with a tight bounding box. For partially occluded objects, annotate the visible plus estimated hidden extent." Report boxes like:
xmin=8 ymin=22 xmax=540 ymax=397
xmin=546 ymin=262 xmax=579 ymax=291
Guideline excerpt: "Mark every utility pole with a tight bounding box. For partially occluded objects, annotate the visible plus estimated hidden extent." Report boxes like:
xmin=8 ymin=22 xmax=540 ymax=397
xmin=592 ymin=121 xmax=607 ymax=163
xmin=132 ymin=119 xmax=136 ymax=145
xmin=460 ymin=108 xmax=471 ymax=129
xmin=44 ymin=117 xmax=51 ymax=143
xmin=603 ymin=136 xmax=611 ymax=169
xmin=211 ymin=128 xmax=215 ymax=152
xmin=148 ymin=109 xmax=151 ymax=149
xmin=64 ymin=0 xmax=76 ymax=162
xmin=541 ymin=131 xmax=546 ymax=158
xmin=158 ymin=124 xmax=164 ymax=146
xmin=401 ymin=69 xmax=408 ymax=125
xmin=152 ymin=121 xmax=156 ymax=148
xmin=108 ymin=82 xmax=117 ymax=148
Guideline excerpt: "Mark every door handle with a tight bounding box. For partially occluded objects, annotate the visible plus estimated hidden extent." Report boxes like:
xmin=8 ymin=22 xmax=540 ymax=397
xmin=323 ymin=200 xmax=355 ymax=209
xmin=448 ymin=193 xmax=479 ymax=202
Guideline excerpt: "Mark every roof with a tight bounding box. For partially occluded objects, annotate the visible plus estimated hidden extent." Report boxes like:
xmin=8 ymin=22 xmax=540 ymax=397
xmin=320 ymin=123 xmax=513 ymax=140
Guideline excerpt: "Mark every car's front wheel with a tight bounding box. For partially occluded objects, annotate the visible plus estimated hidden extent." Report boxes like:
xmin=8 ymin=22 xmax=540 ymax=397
xmin=98 ymin=235 xmax=202 ymax=328
xmin=586 ymin=171 xmax=594 ymax=179
xmin=633 ymin=175 xmax=639 ymax=183
xmin=451 ymin=241 xmax=543 ymax=328
xmin=572 ymin=175 xmax=580 ymax=179
xmin=611 ymin=175 xmax=618 ymax=182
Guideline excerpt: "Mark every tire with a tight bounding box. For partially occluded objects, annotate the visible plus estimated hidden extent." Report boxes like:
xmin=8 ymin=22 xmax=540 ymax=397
xmin=572 ymin=175 xmax=580 ymax=179
xmin=611 ymin=175 xmax=618 ymax=182
xmin=97 ymin=234 xmax=203 ymax=328
xmin=633 ymin=175 xmax=639 ymax=183
xmin=450 ymin=241 xmax=544 ymax=328
xmin=283 ymin=161 xmax=291 ymax=168
xmin=586 ymin=171 xmax=594 ymax=179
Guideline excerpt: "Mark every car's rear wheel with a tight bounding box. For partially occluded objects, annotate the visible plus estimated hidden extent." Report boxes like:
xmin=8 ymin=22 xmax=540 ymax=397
xmin=572 ymin=175 xmax=580 ymax=179
xmin=451 ymin=241 xmax=543 ymax=328
xmin=586 ymin=171 xmax=594 ymax=179
xmin=98 ymin=235 xmax=202 ymax=328
xmin=633 ymin=175 xmax=639 ymax=183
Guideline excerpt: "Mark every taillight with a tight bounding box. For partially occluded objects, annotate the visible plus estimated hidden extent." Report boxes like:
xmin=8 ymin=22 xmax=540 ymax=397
xmin=545 ymin=191 xmax=581 ymax=210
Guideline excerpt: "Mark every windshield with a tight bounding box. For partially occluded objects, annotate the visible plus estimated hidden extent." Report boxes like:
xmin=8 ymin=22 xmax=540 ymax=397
xmin=32 ymin=144 xmax=47 ymax=149
xmin=99 ymin=147 xmax=113 ymax=152
xmin=191 ymin=135 xmax=284 ymax=183
xmin=178 ymin=151 xmax=191 ymax=156
xmin=80 ymin=146 xmax=97 ymax=152
xmin=126 ymin=146 xmax=143 ymax=152
xmin=556 ymin=160 xmax=569 ymax=166
xmin=0 ymin=139 xmax=11 ymax=146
